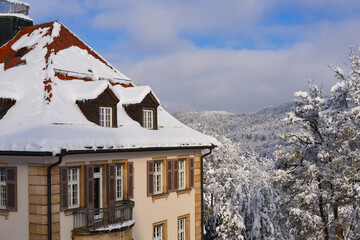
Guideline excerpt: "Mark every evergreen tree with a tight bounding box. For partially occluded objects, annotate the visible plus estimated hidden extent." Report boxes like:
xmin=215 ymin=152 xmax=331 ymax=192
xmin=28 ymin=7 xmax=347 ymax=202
xmin=275 ymin=48 xmax=360 ymax=239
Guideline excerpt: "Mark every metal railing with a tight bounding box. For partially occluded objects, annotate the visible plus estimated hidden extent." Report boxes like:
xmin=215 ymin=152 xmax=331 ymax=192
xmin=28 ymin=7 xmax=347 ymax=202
xmin=73 ymin=200 xmax=135 ymax=231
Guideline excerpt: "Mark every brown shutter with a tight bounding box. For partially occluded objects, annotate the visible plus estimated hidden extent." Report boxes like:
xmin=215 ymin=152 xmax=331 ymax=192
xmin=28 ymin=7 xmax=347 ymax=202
xmin=173 ymin=159 xmax=178 ymax=191
xmin=167 ymin=160 xmax=172 ymax=193
xmin=127 ymin=162 xmax=134 ymax=199
xmin=60 ymin=167 xmax=68 ymax=211
xmin=107 ymin=164 xmax=116 ymax=207
xmin=85 ymin=165 xmax=94 ymax=208
xmin=147 ymin=161 xmax=154 ymax=197
xmin=6 ymin=167 xmax=16 ymax=211
xmin=190 ymin=158 xmax=194 ymax=189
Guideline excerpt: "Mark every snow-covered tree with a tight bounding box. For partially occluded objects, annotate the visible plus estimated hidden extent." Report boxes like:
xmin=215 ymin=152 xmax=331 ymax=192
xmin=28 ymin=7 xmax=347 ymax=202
xmin=275 ymin=48 xmax=360 ymax=239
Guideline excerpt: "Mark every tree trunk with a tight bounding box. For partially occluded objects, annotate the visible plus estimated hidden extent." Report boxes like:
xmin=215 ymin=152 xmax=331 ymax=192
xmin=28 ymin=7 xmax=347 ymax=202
xmin=333 ymin=203 xmax=343 ymax=239
xmin=318 ymin=180 xmax=329 ymax=240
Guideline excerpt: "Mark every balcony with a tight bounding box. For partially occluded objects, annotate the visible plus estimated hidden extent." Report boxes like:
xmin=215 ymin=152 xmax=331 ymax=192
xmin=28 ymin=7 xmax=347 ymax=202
xmin=73 ymin=200 xmax=135 ymax=233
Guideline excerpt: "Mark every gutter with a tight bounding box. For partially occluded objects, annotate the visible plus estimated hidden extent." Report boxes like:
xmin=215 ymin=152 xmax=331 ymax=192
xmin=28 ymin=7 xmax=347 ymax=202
xmin=200 ymin=144 xmax=215 ymax=240
xmin=47 ymin=149 xmax=66 ymax=240
xmin=0 ymin=145 xmax=215 ymax=156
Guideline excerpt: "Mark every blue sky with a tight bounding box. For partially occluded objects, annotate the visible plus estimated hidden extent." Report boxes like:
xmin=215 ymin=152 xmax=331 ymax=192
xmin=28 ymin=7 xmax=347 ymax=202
xmin=25 ymin=0 xmax=360 ymax=113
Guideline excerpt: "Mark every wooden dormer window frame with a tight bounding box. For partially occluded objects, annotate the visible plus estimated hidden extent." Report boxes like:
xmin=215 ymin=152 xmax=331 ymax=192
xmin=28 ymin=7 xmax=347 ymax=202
xmin=76 ymin=88 xmax=119 ymax=128
xmin=123 ymin=92 xmax=159 ymax=130
xmin=0 ymin=98 xmax=16 ymax=120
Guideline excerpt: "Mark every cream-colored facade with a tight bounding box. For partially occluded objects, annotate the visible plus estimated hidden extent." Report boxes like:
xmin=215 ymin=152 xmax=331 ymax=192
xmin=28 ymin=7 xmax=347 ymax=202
xmin=0 ymin=149 xmax=204 ymax=240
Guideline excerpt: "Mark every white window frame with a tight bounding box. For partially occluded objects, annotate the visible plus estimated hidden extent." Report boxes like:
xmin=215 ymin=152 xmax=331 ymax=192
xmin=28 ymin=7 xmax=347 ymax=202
xmin=0 ymin=169 xmax=5 ymax=209
xmin=178 ymin=218 xmax=186 ymax=240
xmin=68 ymin=167 xmax=80 ymax=209
xmin=116 ymin=164 xmax=123 ymax=201
xmin=143 ymin=109 xmax=154 ymax=129
xmin=178 ymin=159 xmax=186 ymax=190
xmin=153 ymin=161 xmax=163 ymax=194
xmin=99 ymin=106 xmax=112 ymax=128
xmin=154 ymin=224 xmax=163 ymax=240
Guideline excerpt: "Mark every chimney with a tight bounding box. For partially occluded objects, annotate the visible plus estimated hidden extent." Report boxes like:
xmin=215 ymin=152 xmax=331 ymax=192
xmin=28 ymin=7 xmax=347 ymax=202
xmin=0 ymin=0 xmax=33 ymax=47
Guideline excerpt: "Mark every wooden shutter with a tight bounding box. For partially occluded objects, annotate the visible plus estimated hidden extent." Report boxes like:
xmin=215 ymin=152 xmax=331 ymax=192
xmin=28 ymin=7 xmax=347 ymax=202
xmin=167 ymin=160 xmax=172 ymax=193
xmin=60 ymin=167 xmax=68 ymax=211
xmin=173 ymin=159 xmax=178 ymax=191
xmin=190 ymin=158 xmax=194 ymax=189
xmin=107 ymin=164 xmax=116 ymax=207
xmin=85 ymin=165 xmax=94 ymax=208
xmin=147 ymin=161 xmax=154 ymax=197
xmin=128 ymin=162 xmax=134 ymax=199
xmin=6 ymin=167 xmax=16 ymax=211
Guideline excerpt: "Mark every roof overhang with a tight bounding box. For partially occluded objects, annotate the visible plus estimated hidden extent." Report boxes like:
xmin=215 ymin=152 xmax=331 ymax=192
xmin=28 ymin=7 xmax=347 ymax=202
xmin=0 ymin=144 xmax=217 ymax=156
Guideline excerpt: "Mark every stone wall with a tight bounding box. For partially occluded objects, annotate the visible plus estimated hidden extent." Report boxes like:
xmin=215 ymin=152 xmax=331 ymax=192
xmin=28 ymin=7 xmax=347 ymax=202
xmin=28 ymin=165 xmax=60 ymax=240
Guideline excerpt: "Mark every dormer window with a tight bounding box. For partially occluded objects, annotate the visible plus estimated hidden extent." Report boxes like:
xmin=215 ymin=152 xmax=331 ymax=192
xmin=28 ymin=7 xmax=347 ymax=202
xmin=0 ymin=98 xmax=16 ymax=120
xmin=99 ymin=106 xmax=112 ymax=127
xmin=143 ymin=108 xmax=154 ymax=129
xmin=76 ymin=88 xmax=119 ymax=128
xmin=124 ymin=92 xmax=159 ymax=130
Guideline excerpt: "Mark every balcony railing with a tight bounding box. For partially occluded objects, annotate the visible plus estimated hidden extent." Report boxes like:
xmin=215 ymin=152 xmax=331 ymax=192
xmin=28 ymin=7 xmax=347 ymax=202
xmin=73 ymin=200 xmax=135 ymax=232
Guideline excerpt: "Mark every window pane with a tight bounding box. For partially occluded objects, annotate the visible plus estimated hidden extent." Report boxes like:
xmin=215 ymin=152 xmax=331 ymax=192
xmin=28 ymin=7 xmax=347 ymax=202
xmin=178 ymin=218 xmax=186 ymax=240
xmin=99 ymin=107 xmax=112 ymax=127
xmin=143 ymin=109 xmax=154 ymax=129
xmin=154 ymin=225 xmax=163 ymax=240
xmin=116 ymin=165 xmax=123 ymax=200
xmin=68 ymin=167 xmax=80 ymax=208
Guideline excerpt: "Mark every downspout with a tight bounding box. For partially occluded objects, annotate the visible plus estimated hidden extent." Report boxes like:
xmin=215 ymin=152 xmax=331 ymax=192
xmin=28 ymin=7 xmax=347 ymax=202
xmin=201 ymin=144 xmax=215 ymax=240
xmin=47 ymin=149 xmax=66 ymax=240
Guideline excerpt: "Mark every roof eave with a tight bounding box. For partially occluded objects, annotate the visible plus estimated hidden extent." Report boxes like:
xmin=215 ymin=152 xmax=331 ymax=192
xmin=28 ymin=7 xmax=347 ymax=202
xmin=0 ymin=144 xmax=217 ymax=157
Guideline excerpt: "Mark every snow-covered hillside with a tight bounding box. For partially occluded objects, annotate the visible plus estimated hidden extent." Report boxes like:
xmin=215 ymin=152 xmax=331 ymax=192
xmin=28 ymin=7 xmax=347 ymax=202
xmin=175 ymin=102 xmax=295 ymax=158
xmin=175 ymin=103 xmax=295 ymax=239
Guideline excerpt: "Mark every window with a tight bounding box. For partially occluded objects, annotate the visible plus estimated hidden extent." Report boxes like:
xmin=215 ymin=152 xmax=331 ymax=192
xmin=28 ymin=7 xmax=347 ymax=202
xmin=116 ymin=164 xmax=123 ymax=201
xmin=148 ymin=157 xmax=194 ymax=197
xmin=153 ymin=161 xmax=162 ymax=194
xmin=178 ymin=159 xmax=186 ymax=190
xmin=143 ymin=109 xmax=154 ymax=129
xmin=67 ymin=167 xmax=80 ymax=208
xmin=0 ymin=169 xmax=5 ymax=209
xmin=178 ymin=214 xmax=190 ymax=240
xmin=99 ymin=106 xmax=112 ymax=127
xmin=0 ymin=167 xmax=17 ymax=211
xmin=154 ymin=224 xmax=163 ymax=240
xmin=153 ymin=220 xmax=167 ymax=240
xmin=178 ymin=218 xmax=186 ymax=240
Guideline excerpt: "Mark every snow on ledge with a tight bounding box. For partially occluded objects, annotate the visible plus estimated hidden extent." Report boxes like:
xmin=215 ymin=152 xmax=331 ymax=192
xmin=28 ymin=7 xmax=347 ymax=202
xmin=90 ymin=219 xmax=136 ymax=232
xmin=0 ymin=13 xmax=32 ymax=21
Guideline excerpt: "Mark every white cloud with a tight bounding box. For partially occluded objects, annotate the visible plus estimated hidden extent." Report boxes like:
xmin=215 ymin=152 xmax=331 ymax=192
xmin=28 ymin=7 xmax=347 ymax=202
xmin=24 ymin=0 xmax=360 ymax=113
xmin=118 ymin=20 xmax=360 ymax=113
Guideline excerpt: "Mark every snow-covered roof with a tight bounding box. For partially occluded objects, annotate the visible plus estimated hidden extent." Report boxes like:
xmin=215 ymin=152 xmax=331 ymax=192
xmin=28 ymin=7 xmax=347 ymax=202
xmin=0 ymin=21 xmax=217 ymax=154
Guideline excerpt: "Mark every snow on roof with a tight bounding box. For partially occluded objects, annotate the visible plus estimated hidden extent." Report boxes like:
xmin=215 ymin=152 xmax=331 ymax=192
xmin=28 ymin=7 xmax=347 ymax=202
xmin=0 ymin=21 xmax=217 ymax=154
xmin=0 ymin=13 xmax=32 ymax=21
xmin=2 ymin=0 xmax=30 ymax=7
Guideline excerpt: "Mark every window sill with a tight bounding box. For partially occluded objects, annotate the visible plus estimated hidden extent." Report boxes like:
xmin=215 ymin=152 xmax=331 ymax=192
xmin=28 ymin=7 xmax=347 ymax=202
xmin=0 ymin=209 xmax=9 ymax=220
xmin=151 ymin=192 xmax=169 ymax=202
xmin=64 ymin=207 xmax=80 ymax=216
xmin=176 ymin=188 xmax=192 ymax=196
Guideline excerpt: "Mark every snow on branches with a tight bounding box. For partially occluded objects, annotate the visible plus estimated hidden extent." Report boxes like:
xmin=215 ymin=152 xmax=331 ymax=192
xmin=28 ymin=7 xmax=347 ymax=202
xmin=276 ymin=47 xmax=360 ymax=240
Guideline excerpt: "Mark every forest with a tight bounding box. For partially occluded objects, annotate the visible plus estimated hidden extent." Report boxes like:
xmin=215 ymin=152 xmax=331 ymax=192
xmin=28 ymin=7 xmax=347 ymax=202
xmin=175 ymin=49 xmax=360 ymax=240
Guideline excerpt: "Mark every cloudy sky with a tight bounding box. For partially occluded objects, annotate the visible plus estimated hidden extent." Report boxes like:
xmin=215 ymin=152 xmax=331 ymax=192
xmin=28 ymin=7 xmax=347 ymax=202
xmin=25 ymin=0 xmax=360 ymax=113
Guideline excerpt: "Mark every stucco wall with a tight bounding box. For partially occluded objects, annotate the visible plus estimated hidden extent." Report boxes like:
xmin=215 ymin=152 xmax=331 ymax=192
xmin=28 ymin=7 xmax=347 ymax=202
xmin=58 ymin=149 xmax=201 ymax=240
xmin=0 ymin=156 xmax=29 ymax=240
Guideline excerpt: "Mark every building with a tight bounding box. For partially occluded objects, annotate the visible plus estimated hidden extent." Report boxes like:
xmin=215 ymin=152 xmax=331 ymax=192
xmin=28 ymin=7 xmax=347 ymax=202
xmin=0 ymin=2 xmax=217 ymax=240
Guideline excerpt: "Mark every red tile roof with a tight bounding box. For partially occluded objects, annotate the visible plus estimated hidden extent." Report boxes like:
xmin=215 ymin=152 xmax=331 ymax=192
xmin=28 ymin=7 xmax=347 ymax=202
xmin=0 ymin=21 xmax=133 ymax=103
